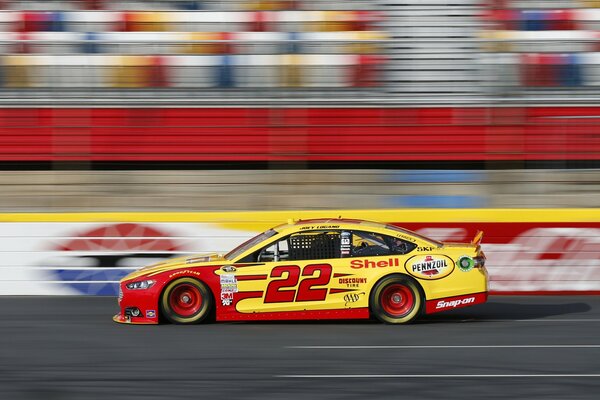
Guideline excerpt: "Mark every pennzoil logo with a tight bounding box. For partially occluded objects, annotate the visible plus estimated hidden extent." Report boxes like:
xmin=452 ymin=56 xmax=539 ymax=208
xmin=405 ymin=254 xmax=454 ymax=280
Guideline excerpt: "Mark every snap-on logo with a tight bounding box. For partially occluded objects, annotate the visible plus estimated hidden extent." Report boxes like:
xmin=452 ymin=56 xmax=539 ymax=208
xmin=405 ymin=254 xmax=454 ymax=280
xmin=436 ymin=297 xmax=475 ymax=310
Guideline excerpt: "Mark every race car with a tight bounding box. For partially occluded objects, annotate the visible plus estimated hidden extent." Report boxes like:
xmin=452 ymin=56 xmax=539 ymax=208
xmin=113 ymin=218 xmax=487 ymax=325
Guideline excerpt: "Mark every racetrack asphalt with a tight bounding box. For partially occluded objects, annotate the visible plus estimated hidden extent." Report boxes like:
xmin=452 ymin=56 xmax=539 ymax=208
xmin=0 ymin=296 xmax=598 ymax=400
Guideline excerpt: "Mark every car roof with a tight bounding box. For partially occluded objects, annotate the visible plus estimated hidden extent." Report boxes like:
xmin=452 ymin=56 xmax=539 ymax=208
xmin=274 ymin=218 xmax=374 ymax=231
xmin=272 ymin=218 xmax=441 ymax=245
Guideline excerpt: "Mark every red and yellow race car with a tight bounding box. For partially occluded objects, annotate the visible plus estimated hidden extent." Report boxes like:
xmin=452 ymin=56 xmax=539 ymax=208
xmin=114 ymin=218 xmax=487 ymax=325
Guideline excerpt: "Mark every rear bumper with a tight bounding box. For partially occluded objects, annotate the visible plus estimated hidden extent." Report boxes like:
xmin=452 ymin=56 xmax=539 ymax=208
xmin=425 ymin=291 xmax=488 ymax=314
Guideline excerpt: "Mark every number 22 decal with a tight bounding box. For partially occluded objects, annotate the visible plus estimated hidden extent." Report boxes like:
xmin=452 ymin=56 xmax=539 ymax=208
xmin=264 ymin=264 xmax=332 ymax=303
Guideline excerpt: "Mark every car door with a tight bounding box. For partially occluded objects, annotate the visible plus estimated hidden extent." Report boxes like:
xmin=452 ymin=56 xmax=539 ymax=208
xmin=232 ymin=229 xmax=344 ymax=314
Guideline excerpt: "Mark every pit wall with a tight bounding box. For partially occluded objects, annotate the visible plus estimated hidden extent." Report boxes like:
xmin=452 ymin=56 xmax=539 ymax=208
xmin=1 ymin=107 xmax=600 ymax=162
xmin=1 ymin=209 xmax=598 ymax=296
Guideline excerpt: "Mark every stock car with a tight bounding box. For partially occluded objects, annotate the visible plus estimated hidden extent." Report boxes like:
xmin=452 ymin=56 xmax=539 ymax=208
xmin=113 ymin=218 xmax=488 ymax=325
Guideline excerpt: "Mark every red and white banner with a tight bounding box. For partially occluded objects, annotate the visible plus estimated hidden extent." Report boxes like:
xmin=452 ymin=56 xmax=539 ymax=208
xmin=402 ymin=223 xmax=600 ymax=294
xmin=0 ymin=210 xmax=598 ymax=295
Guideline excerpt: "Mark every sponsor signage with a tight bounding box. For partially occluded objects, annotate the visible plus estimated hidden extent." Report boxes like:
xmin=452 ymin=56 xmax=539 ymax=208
xmin=1 ymin=210 xmax=600 ymax=295
xmin=350 ymin=258 xmax=400 ymax=269
xmin=405 ymin=254 xmax=454 ymax=280
xmin=425 ymin=293 xmax=487 ymax=314
xmin=46 ymin=223 xmax=188 ymax=296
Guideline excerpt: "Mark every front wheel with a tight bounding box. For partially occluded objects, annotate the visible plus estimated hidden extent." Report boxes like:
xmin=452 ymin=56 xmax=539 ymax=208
xmin=370 ymin=276 xmax=422 ymax=324
xmin=160 ymin=277 xmax=213 ymax=324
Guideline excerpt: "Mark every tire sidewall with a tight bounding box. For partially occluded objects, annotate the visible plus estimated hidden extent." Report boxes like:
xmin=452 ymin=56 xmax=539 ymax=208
xmin=370 ymin=275 xmax=423 ymax=324
xmin=161 ymin=277 xmax=213 ymax=324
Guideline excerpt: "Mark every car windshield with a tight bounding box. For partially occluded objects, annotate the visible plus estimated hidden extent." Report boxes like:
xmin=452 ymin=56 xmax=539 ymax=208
xmin=225 ymin=229 xmax=278 ymax=261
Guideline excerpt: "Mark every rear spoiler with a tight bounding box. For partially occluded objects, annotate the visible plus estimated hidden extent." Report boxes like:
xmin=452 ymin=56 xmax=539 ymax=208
xmin=471 ymin=230 xmax=484 ymax=246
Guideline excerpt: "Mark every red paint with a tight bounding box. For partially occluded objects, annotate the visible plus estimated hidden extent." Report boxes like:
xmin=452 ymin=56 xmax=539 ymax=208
xmin=425 ymin=292 xmax=488 ymax=314
xmin=351 ymin=258 xmax=399 ymax=269
xmin=381 ymin=283 xmax=415 ymax=316
xmin=1 ymin=106 xmax=600 ymax=161
xmin=329 ymin=288 xmax=357 ymax=294
xmin=264 ymin=264 xmax=334 ymax=303
xmin=295 ymin=264 xmax=332 ymax=302
xmin=264 ymin=265 xmax=301 ymax=303
xmin=493 ymin=291 xmax=600 ymax=295
xmin=168 ymin=283 xmax=203 ymax=317
xmin=216 ymin=307 xmax=370 ymax=321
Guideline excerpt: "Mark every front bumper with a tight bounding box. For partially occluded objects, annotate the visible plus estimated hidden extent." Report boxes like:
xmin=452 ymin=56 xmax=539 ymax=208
xmin=114 ymin=282 xmax=160 ymax=325
xmin=113 ymin=313 xmax=157 ymax=325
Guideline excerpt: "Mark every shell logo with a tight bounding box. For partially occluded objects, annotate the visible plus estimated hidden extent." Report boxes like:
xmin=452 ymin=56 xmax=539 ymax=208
xmin=47 ymin=223 xmax=188 ymax=295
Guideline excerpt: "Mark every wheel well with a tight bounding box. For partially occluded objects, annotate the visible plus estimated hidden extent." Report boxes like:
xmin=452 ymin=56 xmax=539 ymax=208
xmin=158 ymin=276 xmax=216 ymax=323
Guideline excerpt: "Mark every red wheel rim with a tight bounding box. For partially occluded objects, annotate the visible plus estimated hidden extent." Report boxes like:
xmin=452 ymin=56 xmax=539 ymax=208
xmin=380 ymin=284 xmax=414 ymax=317
xmin=169 ymin=283 xmax=203 ymax=317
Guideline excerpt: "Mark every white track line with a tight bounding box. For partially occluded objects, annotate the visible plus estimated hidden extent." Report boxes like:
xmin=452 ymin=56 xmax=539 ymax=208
xmin=286 ymin=345 xmax=600 ymax=349
xmin=479 ymin=319 xmax=600 ymax=322
xmin=277 ymin=374 xmax=600 ymax=379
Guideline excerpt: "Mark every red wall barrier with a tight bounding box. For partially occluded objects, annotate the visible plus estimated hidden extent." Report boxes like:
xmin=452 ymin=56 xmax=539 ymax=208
xmin=0 ymin=106 xmax=599 ymax=161
xmin=395 ymin=221 xmax=600 ymax=294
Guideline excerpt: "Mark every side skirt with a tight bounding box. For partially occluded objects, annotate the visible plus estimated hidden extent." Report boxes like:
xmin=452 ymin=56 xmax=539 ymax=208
xmin=217 ymin=308 xmax=370 ymax=321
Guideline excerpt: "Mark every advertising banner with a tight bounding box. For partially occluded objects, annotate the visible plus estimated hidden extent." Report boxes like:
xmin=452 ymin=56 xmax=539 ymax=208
xmin=0 ymin=209 xmax=598 ymax=295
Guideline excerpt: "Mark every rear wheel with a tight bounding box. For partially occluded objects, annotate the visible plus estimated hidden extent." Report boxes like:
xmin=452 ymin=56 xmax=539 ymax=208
xmin=370 ymin=276 xmax=422 ymax=324
xmin=160 ymin=277 xmax=213 ymax=324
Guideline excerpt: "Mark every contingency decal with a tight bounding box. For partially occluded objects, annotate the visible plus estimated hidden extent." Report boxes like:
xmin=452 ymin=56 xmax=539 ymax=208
xmin=458 ymin=255 xmax=475 ymax=272
xmin=340 ymin=231 xmax=352 ymax=257
xmin=343 ymin=292 xmax=365 ymax=306
xmin=220 ymin=274 xmax=238 ymax=306
xmin=405 ymin=254 xmax=454 ymax=280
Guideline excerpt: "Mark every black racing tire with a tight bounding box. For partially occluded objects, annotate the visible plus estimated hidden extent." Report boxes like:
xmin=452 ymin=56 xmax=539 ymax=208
xmin=160 ymin=277 xmax=213 ymax=324
xmin=370 ymin=275 xmax=423 ymax=324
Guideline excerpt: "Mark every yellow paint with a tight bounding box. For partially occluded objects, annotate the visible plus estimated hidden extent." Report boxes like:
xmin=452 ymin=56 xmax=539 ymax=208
xmin=1 ymin=209 xmax=599 ymax=226
xmin=119 ymin=219 xmax=487 ymax=313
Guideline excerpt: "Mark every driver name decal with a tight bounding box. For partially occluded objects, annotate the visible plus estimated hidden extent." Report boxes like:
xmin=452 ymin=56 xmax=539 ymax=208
xmin=405 ymin=254 xmax=455 ymax=280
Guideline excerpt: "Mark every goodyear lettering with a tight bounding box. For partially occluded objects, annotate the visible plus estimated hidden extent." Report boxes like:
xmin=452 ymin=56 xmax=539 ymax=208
xmin=168 ymin=270 xmax=201 ymax=278
xmin=436 ymin=297 xmax=475 ymax=310
xmin=412 ymin=259 xmax=448 ymax=273
xmin=338 ymin=277 xmax=367 ymax=284
xmin=350 ymin=258 xmax=400 ymax=269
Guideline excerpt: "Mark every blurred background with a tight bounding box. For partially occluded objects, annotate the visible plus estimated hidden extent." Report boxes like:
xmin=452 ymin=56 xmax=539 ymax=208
xmin=0 ymin=0 xmax=598 ymax=211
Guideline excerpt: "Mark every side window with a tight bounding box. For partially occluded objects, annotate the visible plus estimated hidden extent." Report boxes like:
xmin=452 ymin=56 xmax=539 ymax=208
xmin=350 ymin=231 xmax=416 ymax=257
xmin=287 ymin=231 xmax=341 ymax=261
xmin=256 ymin=238 xmax=289 ymax=262
xmin=384 ymin=234 xmax=417 ymax=255
xmin=241 ymin=231 xmax=343 ymax=262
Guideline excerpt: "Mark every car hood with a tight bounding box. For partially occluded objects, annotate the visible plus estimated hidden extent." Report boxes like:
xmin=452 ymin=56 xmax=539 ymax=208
xmin=122 ymin=252 xmax=226 ymax=282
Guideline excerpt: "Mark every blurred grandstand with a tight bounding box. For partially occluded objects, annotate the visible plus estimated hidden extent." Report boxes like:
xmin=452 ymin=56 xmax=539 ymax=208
xmin=0 ymin=0 xmax=598 ymax=211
